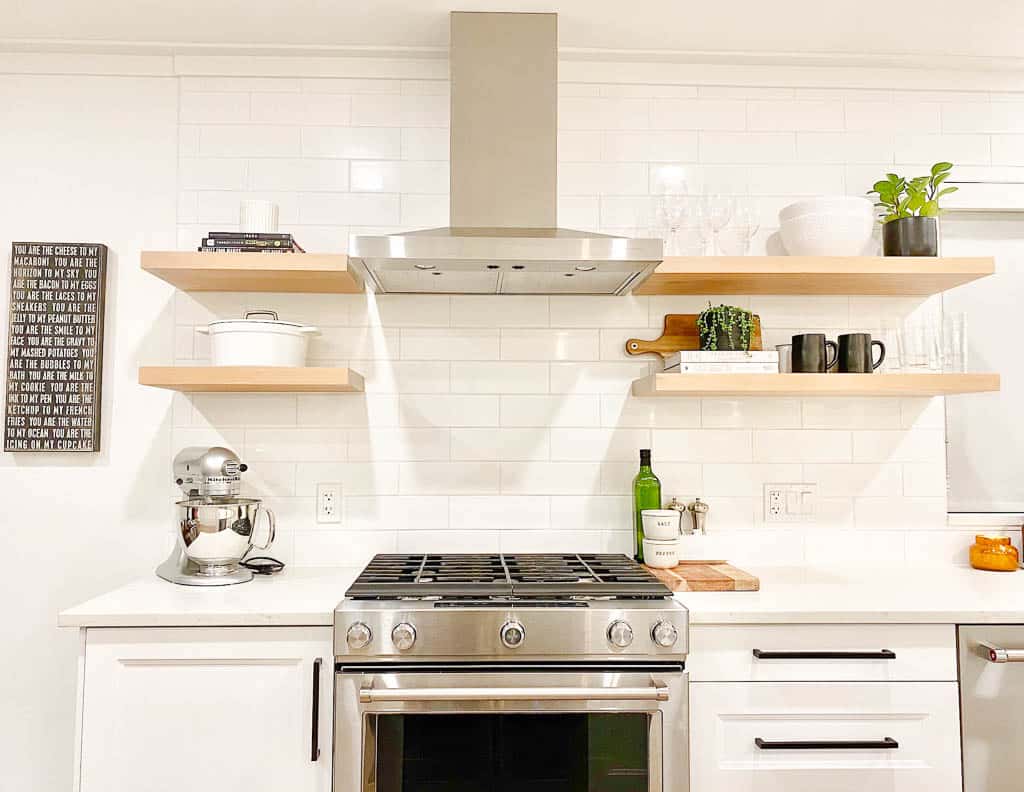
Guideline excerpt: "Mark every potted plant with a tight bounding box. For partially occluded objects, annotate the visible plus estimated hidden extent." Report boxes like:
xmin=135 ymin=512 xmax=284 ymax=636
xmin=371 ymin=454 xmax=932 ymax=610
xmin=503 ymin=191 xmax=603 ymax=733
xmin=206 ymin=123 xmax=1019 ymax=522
xmin=696 ymin=303 xmax=754 ymax=351
xmin=868 ymin=162 xmax=958 ymax=256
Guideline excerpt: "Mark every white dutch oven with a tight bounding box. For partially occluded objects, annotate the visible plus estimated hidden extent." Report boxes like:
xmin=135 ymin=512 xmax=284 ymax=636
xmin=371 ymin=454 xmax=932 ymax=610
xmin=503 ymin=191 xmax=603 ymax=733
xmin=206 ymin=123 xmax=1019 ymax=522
xmin=199 ymin=310 xmax=319 ymax=367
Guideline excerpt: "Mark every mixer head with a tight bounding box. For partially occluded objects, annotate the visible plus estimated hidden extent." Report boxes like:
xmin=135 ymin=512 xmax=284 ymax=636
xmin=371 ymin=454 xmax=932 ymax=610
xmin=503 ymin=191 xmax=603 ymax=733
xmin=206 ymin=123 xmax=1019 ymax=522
xmin=173 ymin=446 xmax=247 ymax=498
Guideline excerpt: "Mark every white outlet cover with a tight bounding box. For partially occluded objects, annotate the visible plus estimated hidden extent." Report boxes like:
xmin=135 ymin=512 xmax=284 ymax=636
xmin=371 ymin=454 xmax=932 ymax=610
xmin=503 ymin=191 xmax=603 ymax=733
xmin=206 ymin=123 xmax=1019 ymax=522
xmin=763 ymin=483 xmax=816 ymax=523
xmin=316 ymin=482 xmax=342 ymax=524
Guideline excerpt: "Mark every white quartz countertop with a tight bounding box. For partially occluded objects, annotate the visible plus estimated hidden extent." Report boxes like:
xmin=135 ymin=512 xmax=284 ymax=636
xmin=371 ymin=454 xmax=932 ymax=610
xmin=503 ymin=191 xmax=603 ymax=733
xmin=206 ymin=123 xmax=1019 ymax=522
xmin=59 ymin=564 xmax=1024 ymax=628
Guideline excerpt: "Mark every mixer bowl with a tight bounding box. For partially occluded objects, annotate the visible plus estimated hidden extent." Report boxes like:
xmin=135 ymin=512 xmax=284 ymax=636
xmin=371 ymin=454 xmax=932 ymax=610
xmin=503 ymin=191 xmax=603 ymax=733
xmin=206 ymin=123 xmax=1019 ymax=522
xmin=175 ymin=497 xmax=275 ymax=575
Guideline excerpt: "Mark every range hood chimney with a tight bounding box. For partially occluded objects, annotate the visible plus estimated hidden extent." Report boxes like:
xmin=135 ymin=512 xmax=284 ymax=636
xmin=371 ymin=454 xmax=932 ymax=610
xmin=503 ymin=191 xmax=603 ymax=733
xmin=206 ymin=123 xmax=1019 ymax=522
xmin=348 ymin=11 xmax=663 ymax=295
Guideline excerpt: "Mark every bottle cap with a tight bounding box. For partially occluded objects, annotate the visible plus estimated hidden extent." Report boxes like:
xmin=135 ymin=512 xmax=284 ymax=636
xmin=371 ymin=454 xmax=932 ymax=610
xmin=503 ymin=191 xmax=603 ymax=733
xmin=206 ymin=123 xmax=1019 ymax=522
xmin=639 ymin=449 xmax=652 ymax=464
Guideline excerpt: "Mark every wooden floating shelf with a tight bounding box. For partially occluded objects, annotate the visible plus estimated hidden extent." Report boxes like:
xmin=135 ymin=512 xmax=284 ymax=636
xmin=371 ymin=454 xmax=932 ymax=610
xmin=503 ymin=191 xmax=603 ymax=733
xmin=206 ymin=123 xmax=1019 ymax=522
xmin=632 ymin=256 xmax=994 ymax=296
xmin=139 ymin=366 xmax=364 ymax=393
xmin=141 ymin=252 xmax=363 ymax=293
xmin=632 ymin=372 xmax=1000 ymax=397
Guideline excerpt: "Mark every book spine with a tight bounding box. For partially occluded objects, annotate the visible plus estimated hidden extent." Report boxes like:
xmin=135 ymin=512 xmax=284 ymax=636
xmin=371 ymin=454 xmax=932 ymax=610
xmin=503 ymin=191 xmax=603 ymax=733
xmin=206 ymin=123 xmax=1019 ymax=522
xmin=664 ymin=363 xmax=779 ymax=373
xmin=197 ymin=247 xmax=295 ymax=254
xmin=207 ymin=232 xmax=292 ymax=241
xmin=202 ymin=238 xmax=293 ymax=250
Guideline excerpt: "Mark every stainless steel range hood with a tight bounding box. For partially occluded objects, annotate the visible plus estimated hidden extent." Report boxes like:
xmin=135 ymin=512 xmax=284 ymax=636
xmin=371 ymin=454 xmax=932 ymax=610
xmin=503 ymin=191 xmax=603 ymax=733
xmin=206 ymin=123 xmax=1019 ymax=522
xmin=348 ymin=11 xmax=663 ymax=295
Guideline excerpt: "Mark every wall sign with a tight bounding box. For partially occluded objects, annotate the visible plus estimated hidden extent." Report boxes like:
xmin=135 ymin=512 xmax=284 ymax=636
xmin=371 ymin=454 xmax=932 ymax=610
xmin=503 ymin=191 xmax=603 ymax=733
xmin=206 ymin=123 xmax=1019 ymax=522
xmin=4 ymin=242 xmax=108 ymax=452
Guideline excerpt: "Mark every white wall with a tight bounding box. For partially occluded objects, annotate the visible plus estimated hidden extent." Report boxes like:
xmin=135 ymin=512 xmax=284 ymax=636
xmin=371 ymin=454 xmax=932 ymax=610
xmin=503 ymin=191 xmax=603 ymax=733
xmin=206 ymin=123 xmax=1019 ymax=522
xmin=0 ymin=73 xmax=178 ymax=792
xmin=2 ymin=51 xmax=1023 ymax=791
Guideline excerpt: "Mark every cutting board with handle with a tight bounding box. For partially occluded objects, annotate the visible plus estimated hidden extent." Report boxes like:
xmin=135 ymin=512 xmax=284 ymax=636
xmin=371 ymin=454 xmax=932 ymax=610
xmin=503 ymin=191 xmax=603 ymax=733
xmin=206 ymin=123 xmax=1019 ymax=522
xmin=626 ymin=314 xmax=764 ymax=360
xmin=645 ymin=561 xmax=760 ymax=592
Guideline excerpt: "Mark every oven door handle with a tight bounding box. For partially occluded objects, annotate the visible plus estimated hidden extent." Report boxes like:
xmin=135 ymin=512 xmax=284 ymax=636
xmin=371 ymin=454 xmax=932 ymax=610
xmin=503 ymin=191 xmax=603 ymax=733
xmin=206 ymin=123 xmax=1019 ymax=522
xmin=359 ymin=680 xmax=670 ymax=704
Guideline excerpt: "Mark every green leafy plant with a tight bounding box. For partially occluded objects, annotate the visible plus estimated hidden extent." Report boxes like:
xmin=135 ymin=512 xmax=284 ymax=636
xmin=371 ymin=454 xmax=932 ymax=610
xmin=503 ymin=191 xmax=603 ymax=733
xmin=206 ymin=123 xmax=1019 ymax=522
xmin=696 ymin=303 xmax=754 ymax=351
xmin=868 ymin=162 xmax=958 ymax=223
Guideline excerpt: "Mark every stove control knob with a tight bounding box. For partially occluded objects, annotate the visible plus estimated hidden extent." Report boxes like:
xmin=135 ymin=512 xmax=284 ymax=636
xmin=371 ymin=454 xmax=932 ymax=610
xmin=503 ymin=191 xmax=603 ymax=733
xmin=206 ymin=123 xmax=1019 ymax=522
xmin=652 ymin=621 xmax=679 ymax=648
xmin=347 ymin=621 xmax=372 ymax=650
xmin=607 ymin=620 xmax=634 ymax=648
xmin=500 ymin=620 xmax=526 ymax=649
xmin=391 ymin=622 xmax=417 ymax=651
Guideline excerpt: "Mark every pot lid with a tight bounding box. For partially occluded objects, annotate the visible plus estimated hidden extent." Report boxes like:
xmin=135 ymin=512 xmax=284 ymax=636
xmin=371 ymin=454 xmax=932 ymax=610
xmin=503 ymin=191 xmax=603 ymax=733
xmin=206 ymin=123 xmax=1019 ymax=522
xmin=208 ymin=310 xmax=305 ymax=328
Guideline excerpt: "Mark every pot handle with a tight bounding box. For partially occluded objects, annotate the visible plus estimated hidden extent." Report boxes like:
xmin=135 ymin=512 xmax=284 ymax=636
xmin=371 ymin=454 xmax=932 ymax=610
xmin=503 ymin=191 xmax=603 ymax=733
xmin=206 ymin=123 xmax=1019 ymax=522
xmin=245 ymin=310 xmax=279 ymax=321
xmin=298 ymin=326 xmax=321 ymax=336
xmin=252 ymin=506 xmax=276 ymax=551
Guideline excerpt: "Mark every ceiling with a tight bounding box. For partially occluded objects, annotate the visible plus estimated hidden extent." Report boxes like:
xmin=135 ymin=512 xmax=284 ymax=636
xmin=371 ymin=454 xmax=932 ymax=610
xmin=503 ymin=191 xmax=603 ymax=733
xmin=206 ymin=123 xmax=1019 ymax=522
xmin=2 ymin=0 xmax=1023 ymax=66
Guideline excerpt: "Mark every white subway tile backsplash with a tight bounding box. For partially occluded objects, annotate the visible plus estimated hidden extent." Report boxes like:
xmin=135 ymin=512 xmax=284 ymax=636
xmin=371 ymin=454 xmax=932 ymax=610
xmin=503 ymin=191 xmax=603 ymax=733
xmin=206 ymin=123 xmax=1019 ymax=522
xmin=501 ymin=462 xmax=603 ymax=495
xmin=301 ymin=126 xmax=401 ymax=158
xmin=852 ymin=429 xmax=945 ymax=463
xmin=400 ymin=462 xmax=500 ymax=495
xmin=753 ymin=430 xmax=852 ymax=463
xmin=500 ymin=395 xmax=601 ymax=428
xmin=656 ymin=429 xmax=753 ymax=462
xmin=451 ymin=427 xmax=550 ymax=461
xmin=452 ymin=362 xmax=549 ymax=394
xmin=550 ymin=428 xmax=651 ymax=462
xmin=403 ymin=329 xmax=499 ymax=361
xmin=701 ymin=398 xmax=801 ymax=429
xmin=173 ymin=65 xmax=968 ymax=559
xmin=747 ymin=100 xmax=843 ymax=132
xmin=399 ymin=395 xmax=499 ymax=427
xmin=452 ymin=296 xmax=549 ymax=328
xmin=651 ymin=99 xmax=746 ymax=131
xmin=500 ymin=330 xmax=599 ymax=361
xmin=348 ymin=427 xmax=450 ymax=461
xmin=450 ymin=496 xmax=549 ymax=531
xmin=200 ymin=125 xmax=300 ymax=157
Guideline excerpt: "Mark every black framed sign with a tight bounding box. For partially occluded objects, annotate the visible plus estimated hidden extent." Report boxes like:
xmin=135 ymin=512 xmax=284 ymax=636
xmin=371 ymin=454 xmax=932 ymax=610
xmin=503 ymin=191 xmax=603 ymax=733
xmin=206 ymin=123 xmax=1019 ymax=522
xmin=4 ymin=242 xmax=108 ymax=452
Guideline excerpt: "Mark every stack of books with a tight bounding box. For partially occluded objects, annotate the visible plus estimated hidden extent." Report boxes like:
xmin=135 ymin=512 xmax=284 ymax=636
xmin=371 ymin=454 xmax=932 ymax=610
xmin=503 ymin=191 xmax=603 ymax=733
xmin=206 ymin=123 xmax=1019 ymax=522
xmin=198 ymin=232 xmax=306 ymax=253
xmin=664 ymin=351 xmax=779 ymax=373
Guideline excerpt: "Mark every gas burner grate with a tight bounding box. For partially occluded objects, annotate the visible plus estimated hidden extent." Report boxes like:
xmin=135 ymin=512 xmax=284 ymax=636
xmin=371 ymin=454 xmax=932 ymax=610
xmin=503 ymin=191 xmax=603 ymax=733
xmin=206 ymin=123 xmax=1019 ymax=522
xmin=345 ymin=553 xmax=669 ymax=599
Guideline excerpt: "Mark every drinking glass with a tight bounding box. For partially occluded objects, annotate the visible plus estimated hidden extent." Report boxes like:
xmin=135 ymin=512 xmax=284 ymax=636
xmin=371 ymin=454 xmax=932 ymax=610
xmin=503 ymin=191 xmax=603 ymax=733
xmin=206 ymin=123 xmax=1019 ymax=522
xmin=720 ymin=201 xmax=760 ymax=255
xmin=942 ymin=313 xmax=968 ymax=372
xmin=897 ymin=316 xmax=942 ymax=371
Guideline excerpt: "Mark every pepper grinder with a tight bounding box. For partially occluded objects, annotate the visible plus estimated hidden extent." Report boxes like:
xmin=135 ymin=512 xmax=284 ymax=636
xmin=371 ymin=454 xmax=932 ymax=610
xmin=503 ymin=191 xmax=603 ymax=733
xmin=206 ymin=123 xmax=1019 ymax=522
xmin=688 ymin=498 xmax=709 ymax=535
xmin=666 ymin=497 xmax=691 ymax=535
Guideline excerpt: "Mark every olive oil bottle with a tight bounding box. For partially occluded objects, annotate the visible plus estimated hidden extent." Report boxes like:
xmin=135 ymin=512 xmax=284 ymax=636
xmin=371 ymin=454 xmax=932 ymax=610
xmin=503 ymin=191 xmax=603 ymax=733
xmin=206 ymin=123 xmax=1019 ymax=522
xmin=632 ymin=449 xmax=661 ymax=563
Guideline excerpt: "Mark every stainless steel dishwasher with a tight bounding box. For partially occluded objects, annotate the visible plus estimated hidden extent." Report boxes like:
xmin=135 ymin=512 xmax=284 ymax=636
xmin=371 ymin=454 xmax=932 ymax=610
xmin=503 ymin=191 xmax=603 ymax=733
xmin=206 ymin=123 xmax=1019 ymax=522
xmin=959 ymin=625 xmax=1024 ymax=791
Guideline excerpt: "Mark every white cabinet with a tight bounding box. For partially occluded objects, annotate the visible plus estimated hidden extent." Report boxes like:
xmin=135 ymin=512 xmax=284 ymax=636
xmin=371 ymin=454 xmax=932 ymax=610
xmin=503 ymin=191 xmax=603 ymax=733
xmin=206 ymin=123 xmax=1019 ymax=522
xmin=78 ymin=627 xmax=332 ymax=792
xmin=688 ymin=624 xmax=963 ymax=792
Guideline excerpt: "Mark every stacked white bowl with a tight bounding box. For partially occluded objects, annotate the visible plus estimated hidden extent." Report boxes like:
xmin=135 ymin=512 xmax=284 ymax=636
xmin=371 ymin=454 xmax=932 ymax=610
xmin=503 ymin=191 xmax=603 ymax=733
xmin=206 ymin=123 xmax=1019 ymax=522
xmin=778 ymin=196 xmax=875 ymax=256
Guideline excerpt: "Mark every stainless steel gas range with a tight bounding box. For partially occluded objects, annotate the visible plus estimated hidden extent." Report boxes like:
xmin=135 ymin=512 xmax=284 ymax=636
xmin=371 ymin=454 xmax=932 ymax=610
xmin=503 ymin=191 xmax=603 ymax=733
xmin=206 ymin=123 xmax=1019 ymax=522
xmin=334 ymin=553 xmax=689 ymax=792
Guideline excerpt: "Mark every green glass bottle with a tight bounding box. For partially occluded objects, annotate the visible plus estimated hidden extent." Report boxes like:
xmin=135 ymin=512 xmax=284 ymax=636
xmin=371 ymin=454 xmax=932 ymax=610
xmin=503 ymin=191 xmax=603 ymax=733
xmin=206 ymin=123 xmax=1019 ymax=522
xmin=633 ymin=448 xmax=661 ymax=563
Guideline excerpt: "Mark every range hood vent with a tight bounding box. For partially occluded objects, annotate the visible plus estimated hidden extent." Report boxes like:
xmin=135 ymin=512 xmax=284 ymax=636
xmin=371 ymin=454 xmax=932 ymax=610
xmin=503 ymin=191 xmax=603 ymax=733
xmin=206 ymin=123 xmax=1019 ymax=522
xmin=348 ymin=11 xmax=662 ymax=295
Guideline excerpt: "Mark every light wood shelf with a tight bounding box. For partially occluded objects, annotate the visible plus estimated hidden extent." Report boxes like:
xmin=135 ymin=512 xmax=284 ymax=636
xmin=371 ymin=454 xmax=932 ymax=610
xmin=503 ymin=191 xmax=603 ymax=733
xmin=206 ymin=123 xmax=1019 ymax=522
xmin=139 ymin=366 xmax=364 ymax=393
xmin=632 ymin=256 xmax=994 ymax=296
xmin=141 ymin=252 xmax=364 ymax=293
xmin=632 ymin=372 xmax=1000 ymax=397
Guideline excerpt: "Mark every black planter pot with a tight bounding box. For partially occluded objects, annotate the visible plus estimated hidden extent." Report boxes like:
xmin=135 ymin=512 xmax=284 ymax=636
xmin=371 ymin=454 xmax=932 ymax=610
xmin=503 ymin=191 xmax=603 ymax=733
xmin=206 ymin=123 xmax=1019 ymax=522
xmin=710 ymin=325 xmax=748 ymax=351
xmin=883 ymin=216 xmax=939 ymax=257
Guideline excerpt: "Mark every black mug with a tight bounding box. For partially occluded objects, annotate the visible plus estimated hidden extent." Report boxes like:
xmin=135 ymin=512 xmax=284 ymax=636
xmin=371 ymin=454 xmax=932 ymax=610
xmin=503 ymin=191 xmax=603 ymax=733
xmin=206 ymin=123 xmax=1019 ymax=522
xmin=837 ymin=333 xmax=886 ymax=373
xmin=791 ymin=333 xmax=838 ymax=373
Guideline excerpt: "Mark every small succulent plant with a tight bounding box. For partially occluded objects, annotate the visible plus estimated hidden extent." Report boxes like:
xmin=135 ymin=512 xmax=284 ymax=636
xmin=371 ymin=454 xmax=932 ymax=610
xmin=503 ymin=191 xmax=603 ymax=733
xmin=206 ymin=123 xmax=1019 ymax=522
xmin=697 ymin=303 xmax=754 ymax=352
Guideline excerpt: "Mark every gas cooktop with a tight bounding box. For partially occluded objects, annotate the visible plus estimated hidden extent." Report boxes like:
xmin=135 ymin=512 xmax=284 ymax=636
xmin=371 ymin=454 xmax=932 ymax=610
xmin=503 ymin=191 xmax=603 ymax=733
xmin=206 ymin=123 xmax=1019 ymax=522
xmin=345 ymin=553 xmax=671 ymax=600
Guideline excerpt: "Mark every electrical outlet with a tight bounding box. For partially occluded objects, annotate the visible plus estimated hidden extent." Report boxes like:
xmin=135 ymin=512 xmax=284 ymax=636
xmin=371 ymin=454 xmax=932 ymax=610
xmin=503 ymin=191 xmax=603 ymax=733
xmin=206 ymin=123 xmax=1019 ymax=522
xmin=316 ymin=482 xmax=341 ymax=524
xmin=764 ymin=483 xmax=817 ymax=523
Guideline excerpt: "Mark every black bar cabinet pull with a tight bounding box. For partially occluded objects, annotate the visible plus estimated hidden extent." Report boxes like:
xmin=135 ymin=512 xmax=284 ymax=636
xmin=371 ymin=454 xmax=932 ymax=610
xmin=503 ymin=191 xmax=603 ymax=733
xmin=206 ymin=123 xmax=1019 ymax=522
xmin=755 ymin=737 xmax=899 ymax=751
xmin=752 ymin=649 xmax=896 ymax=660
xmin=311 ymin=658 xmax=322 ymax=762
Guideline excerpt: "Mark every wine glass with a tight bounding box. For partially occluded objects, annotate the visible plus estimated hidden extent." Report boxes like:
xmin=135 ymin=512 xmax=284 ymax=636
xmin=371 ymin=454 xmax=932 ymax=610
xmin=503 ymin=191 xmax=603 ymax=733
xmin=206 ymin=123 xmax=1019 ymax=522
xmin=697 ymin=193 xmax=735 ymax=256
xmin=730 ymin=202 xmax=761 ymax=255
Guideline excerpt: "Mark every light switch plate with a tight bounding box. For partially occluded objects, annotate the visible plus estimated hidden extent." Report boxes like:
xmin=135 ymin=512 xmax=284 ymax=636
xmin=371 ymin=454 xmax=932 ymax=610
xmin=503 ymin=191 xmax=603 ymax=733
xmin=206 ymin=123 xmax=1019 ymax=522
xmin=764 ymin=483 xmax=817 ymax=523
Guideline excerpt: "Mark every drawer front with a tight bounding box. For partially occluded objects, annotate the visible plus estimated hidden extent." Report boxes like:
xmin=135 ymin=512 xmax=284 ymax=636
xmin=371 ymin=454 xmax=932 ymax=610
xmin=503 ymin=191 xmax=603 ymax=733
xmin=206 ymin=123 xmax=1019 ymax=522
xmin=688 ymin=624 xmax=956 ymax=682
xmin=691 ymin=681 xmax=962 ymax=792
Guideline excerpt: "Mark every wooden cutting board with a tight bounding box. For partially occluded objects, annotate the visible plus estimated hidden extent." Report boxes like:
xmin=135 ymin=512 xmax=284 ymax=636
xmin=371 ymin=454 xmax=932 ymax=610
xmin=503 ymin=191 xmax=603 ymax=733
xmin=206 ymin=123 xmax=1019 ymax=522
xmin=645 ymin=561 xmax=760 ymax=592
xmin=626 ymin=314 xmax=764 ymax=360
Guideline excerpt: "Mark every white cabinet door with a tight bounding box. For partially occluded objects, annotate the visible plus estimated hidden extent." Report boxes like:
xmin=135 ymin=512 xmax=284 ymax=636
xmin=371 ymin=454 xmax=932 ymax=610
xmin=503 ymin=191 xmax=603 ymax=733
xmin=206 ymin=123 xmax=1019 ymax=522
xmin=79 ymin=627 xmax=332 ymax=792
xmin=690 ymin=681 xmax=961 ymax=792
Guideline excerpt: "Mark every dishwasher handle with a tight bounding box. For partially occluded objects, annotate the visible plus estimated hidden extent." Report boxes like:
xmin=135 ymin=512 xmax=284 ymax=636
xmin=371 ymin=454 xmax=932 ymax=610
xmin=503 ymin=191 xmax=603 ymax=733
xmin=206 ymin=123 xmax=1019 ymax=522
xmin=360 ymin=681 xmax=669 ymax=704
xmin=979 ymin=641 xmax=1024 ymax=663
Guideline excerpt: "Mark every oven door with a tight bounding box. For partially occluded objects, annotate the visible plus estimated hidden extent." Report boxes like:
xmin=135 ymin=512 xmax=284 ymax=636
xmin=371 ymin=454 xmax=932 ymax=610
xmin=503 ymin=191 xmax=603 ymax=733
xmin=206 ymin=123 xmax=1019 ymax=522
xmin=334 ymin=663 xmax=688 ymax=792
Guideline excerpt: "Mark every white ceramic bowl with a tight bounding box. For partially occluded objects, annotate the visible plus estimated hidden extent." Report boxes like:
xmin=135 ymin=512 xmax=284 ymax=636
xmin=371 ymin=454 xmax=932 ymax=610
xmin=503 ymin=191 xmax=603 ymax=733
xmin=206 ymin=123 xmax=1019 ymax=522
xmin=643 ymin=538 xmax=679 ymax=569
xmin=779 ymin=209 xmax=875 ymax=257
xmin=779 ymin=196 xmax=873 ymax=223
xmin=641 ymin=509 xmax=681 ymax=540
